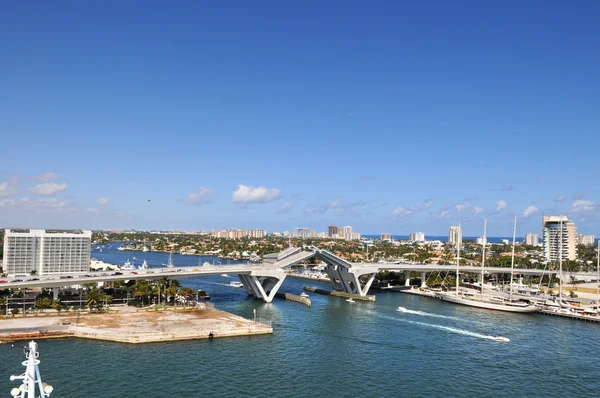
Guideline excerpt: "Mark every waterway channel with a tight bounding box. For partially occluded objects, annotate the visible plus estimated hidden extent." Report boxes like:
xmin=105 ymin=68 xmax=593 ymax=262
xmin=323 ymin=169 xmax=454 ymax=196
xmin=1 ymin=245 xmax=599 ymax=397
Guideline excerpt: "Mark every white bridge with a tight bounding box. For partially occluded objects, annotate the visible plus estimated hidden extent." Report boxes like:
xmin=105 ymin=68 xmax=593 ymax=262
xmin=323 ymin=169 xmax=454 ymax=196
xmin=2 ymin=247 xmax=589 ymax=303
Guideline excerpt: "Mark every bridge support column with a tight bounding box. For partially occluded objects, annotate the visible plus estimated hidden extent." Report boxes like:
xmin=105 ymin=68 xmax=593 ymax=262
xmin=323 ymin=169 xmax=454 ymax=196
xmin=238 ymin=271 xmax=286 ymax=303
xmin=52 ymin=287 xmax=59 ymax=300
xmin=421 ymin=272 xmax=427 ymax=288
xmin=404 ymin=271 xmax=411 ymax=287
xmin=325 ymin=265 xmax=375 ymax=296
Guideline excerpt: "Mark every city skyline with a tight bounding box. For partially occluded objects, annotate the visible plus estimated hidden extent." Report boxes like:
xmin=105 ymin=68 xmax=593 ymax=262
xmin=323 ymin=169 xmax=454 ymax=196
xmin=1 ymin=2 xmax=599 ymax=236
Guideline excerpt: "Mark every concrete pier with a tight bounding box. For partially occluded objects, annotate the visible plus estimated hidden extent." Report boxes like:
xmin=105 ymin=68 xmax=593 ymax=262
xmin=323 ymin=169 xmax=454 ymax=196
xmin=303 ymin=285 xmax=376 ymax=302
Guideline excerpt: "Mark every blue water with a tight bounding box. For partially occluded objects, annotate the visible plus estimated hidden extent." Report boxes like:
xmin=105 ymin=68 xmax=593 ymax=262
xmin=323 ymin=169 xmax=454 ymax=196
xmin=1 ymin=244 xmax=599 ymax=397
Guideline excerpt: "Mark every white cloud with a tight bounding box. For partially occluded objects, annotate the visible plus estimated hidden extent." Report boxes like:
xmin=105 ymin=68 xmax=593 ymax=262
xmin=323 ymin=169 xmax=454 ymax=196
xmin=570 ymin=200 xmax=595 ymax=213
xmin=392 ymin=199 xmax=433 ymax=218
xmin=276 ymin=202 xmax=293 ymax=214
xmin=522 ymin=205 xmax=539 ymax=218
xmin=183 ymin=186 xmax=214 ymax=205
xmin=554 ymin=195 xmax=567 ymax=202
xmin=495 ymin=200 xmax=507 ymax=212
xmin=29 ymin=182 xmax=69 ymax=196
xmin=0 ymin=181 xmax=18 ymax=197
xmin=33 ymin=172 xmax=59 ymax=183
xmin=472 ymin=206 xmax=484 ymax=217
xmin=96 ymin=197 xmax=109 ymax=206
xmin=232 ymin=184 xmax=280 ymax=204
xmin=0 ymin=197 xmax=67 ymax=211
xmin=305 ymin=199 xmax=367 ymax=216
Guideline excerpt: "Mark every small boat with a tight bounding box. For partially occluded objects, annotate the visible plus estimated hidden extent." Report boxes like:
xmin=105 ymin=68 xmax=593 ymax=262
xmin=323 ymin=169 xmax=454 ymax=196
xmin=397 ymin=306 xmax=408 ymax=312
xmin=221 ymin=274 xmax=229 ymax=277
xmin=117 ymin=246 xmax=125 ymax=251
xmin=121 ymin=259 xmax=135 ymax=270
xmin=142 ymin=247 xmax=149 ymax=252
xmin=346 ymin=298 xmax=355 ymax=303
xmin=300 ymin=292 xmax=309 ymax=298
xmin=494 ymin=336 xmax=510 ymax=343
xmin=229 ymin=281 xmax=243 ymax=288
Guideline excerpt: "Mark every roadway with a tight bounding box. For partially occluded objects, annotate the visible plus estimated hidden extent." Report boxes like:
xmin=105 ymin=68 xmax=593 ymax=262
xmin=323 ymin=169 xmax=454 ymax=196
xmin=0 ymin=264 xmax=276 ymax=290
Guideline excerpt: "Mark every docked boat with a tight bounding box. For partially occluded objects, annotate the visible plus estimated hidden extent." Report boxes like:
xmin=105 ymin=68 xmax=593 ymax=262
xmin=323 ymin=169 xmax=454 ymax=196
xmin=300 ymin=292 xmax=310 ymax=298
xmin=142 ymin=246 xmax=149 ymax=252
xmin=117 ymin=246 xmax=125 ymax=251
xmin=121 ymin=259 xmax=136 ymax=270
xmin=438 ymin=218 xmax=537 ymax=314
xmin=138 ymin=259 xmax=148 ymax=270
xmin=229 ymin=281 xmax=243 ymax=288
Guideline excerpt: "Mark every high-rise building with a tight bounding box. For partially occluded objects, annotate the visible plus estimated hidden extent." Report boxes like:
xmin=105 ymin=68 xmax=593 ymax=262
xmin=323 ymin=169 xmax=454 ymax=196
xmin=524 ymin=233 xmax=539 ymax=246
xmin=249 ymin=229 xmax=265 ymax=239
xmin=328 ymin=225 xmax=338 ymax=238
xmin=293 ymin=228 xmax=314 ymax=238
xmin=448 ymin=225 xmax=462 ymax=246
xmin=341 ymin=226 xmax=353 ymax=240
xmin=410 ymin=232 xmax=425 ymax=242
xmin=381 ymin=233 xmax=391 ymax=241
xmin=3 ymin=229 xmax=92 ymax=277
xmin=349 ymin=232 xmax=361 ymax=240
xmin=542 ymin=216 xmax=576 ymax=262
xmin=576 ymin=233 xmax=595 ymax=246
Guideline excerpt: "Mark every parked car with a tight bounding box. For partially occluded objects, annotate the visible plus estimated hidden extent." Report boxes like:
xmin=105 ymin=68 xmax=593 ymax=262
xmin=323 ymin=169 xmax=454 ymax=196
xmin=0 ymin=280 xmax=8 ymax=283
xmin=130 ymin=272 xmax=138 ymax=275
xmin=13 ymin=279 xmax=23 ymax=282
xmin=114 ymin=272 xmax=123 ymax=275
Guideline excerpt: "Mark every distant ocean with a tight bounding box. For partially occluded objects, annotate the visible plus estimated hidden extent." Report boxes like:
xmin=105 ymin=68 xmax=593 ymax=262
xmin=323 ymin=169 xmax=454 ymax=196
xmin=362 ymin=235 xmax=525 ymax=243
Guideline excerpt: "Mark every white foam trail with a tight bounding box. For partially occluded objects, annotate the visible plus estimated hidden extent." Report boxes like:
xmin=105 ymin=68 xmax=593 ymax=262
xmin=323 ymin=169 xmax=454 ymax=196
xmin=402 ymin=319 xmax=500 ymax=342
xmin=397 ymin=307 xmax=463 ymax=321
xmin=380 ymin=313 xmax=504 ymax=342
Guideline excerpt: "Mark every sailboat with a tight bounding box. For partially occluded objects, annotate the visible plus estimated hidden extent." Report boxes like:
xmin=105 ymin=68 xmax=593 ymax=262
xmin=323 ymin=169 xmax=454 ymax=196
xmin=438 ymin=218 xmax=537 ymax=313
xmin=164 ymin=252 xmax=174 ymax=268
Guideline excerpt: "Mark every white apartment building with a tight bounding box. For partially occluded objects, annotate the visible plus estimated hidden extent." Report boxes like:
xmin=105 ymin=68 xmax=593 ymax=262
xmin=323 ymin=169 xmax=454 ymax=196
xmin=542 ymin=216 xmax=576 ymax=262
xmin=341 ymin=226 xmax=353 ymax=240
xmin=3 ymin=229 xmax=92 ymax=277
xmin=524 ymin=233 xmax=539 ymax=246
xmin=448 ymin=225 xmax=462 ymax=246
xmin=410 ymin=232 xmax=425 ymax=242
xmin=576 ymin=233 xmax=595 ymax=246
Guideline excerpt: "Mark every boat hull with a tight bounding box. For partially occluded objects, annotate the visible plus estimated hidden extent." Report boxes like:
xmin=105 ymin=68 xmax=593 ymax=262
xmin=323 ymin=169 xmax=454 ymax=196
xmin=438 ymin=294 xmax=538 ymax=313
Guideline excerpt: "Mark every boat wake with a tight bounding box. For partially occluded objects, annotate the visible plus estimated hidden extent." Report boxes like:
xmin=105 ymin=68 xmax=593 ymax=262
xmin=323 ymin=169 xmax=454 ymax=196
xmin=403 ymin=319 xmax=507 ymax=342
xmin=396 ymin=306 xmax=464 ymax=321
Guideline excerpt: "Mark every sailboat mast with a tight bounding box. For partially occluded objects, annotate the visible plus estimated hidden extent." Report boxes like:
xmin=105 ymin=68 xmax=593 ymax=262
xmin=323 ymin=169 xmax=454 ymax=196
xmin=596 ymin=240 xmax=600 ymax=309
xmin=456 ymin=221 xmax=461 ymax=295
xmin=481 ymin=218 xmax=487 ymax=295
xmin=509 ymin=215 xmax=517 ymax=300
xmin=559 ymin=215 xmax=563 ymax=300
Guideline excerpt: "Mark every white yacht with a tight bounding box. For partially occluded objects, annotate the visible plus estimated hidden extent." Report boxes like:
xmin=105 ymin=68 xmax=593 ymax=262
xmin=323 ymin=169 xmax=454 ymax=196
xmin=229 ymin=281 xmax=243 ymax=288
xmin=437 ymin=218 xmax=537 ymax=314
xmin=121 ymin=259 xmax=136 ymax=270
xmin=346 ymin=298 xmax=355 ymax=303
xmin=142 ymin=246 xmax=149 ymax=252
xmin=117 ymin=246 xmax=125 ymax=251
xmin=139 ymin=260 xmax=148 ymax=270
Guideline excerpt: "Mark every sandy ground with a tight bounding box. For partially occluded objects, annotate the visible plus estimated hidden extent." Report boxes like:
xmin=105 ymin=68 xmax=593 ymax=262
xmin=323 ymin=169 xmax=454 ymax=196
xmin=1 ymin=307 xmax=272 ymax=343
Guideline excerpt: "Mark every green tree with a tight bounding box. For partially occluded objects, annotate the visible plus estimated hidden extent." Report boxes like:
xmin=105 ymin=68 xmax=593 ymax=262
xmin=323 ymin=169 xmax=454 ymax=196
xmin=85 ymin=288 xmax=102 ymax=310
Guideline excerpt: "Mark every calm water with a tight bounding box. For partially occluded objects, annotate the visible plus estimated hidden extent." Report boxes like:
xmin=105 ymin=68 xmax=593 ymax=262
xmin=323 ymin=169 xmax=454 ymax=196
xmin=1 ymin=245 xmax=599 ymax=397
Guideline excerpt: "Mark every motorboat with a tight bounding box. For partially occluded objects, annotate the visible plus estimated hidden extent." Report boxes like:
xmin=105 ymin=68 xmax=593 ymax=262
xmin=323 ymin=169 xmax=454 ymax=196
xmin=142 ymin=247 xmax=149 ymax=252
xmin=221 ymin=274 xmax=229 ymax=277
xmin=346 ymin=298 xmax=355 ymax=303
xmin=300 ymin=292 xmax=309 ymax=298
xmin=229 ymin=281 xmax=243 ymax=288
xmin=121 ymin=259 xmax=136 ymax=270
xmin=117 ymin=246 xmax=125 ymax=251
xmin=397 ymin=306 xmax=408 ymax=312
xmin=494 ymin=336 xmax=510 ymax=343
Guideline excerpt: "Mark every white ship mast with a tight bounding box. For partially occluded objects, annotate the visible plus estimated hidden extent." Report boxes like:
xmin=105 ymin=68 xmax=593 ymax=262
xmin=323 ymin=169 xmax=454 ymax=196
xmin=559 ymin=215 xmax=563 ymax=300
xmin=455 ymin=221 xmax=461 ymax=295
xmin=9 ymin=341 xmax=54 ymax=398
xmin=481 ymin=218 xmax=487 ymax=296
xmin=509 ymin=215 xmax=517 ymax=301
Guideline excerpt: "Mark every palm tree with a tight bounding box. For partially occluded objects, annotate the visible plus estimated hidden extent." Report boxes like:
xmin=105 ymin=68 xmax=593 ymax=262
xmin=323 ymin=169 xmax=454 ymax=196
xmin=30 ymin=269 xmax=38 ymax=276
xmin=85 ymin=288 xmax=101 ymax=310
xmin=133 ymin=281 xmax=151 ymax=306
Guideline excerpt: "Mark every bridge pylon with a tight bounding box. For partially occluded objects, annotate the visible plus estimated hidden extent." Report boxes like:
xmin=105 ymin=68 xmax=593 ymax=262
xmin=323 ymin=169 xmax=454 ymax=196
xmin=324 ymin=265 xmax=377 ymax=296
xmin=238 ymin=269 xmax=286 ymax=303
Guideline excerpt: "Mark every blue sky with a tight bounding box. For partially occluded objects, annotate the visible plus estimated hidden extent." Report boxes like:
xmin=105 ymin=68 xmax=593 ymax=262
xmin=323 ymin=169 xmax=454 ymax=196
xmin=1 ymin=1 xmax=599 ymax=237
